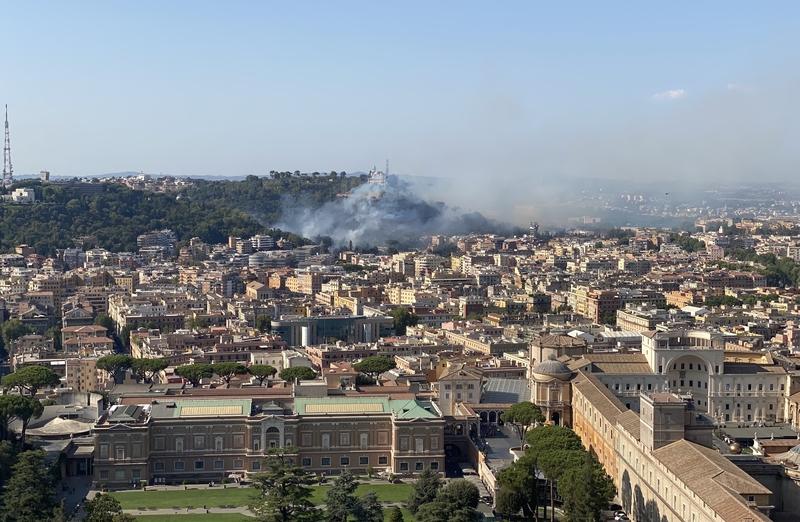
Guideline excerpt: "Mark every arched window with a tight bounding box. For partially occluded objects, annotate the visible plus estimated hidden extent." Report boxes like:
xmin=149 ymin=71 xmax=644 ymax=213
xmin=176 ymin=439 xmax=183 ymax=452
xmin=360 ymin=433 xmax=368 ymax=448
xmin=215 ymin=437 xmax=223 ymax=451
xmin=253 ymin=440 xmax=260 ymax=452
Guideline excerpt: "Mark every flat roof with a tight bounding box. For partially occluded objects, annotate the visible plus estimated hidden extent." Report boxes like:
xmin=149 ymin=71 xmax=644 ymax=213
xmin=151 ymin=399 xmax=252 ymax=419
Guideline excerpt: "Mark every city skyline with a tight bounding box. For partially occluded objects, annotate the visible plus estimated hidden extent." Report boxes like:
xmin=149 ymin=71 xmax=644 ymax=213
xmin=1 ymin=1 xmax=798 ymax=195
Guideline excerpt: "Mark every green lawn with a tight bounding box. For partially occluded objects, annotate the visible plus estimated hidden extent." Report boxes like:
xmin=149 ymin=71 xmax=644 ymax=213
xmin=112 ymin=483 xmax=413 ymax=510
xmin=310 ymin=484 xmax=413 ymax=504
xmin=382 ymin=507 xmax=414 ymax=522
xmin=136 ymin=513 xmax=252 ymax=522
xmin=130 ymin=511 xmax=410 ymax=522
xmin=111 ymin=488 xmax=253 ymax=509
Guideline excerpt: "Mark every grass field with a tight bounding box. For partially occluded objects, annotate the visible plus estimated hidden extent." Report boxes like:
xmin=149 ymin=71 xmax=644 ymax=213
xmin=112 ymin=488 xmax=253 ymax=510
xmin=310 ymin=484 xmax=413 ymax=504
xmin=133 ymin=515 xmax=251 ymax=521
xmin=113 ymin=483 xmax=413 ymax=510
xmin=130 ymin=509 xmax=413 ymax=522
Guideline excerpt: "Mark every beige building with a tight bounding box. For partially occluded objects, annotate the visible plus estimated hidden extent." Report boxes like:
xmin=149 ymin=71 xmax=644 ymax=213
xmin=92 ymin=396 xmax=444 ymax=488
xmin=434 ymin=364 xmax=482 ymax=416
xmin=615 ymin=393 xmax=772 ymax=522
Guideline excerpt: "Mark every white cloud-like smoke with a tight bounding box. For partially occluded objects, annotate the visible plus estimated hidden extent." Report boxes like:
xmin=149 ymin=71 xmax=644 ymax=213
xmin=652 ymin=89 xmax=686 ymax=100
xmin=274 ymin=176 xmax=515 ymax=249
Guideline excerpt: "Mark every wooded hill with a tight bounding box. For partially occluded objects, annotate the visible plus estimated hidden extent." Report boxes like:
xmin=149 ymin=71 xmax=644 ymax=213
xmin=0 ymin=173 xmax=364 ymax=256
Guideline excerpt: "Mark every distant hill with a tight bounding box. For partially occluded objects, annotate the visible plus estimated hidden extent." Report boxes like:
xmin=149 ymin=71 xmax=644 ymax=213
xmin=0 ymin=175 xmax=364 ymax=255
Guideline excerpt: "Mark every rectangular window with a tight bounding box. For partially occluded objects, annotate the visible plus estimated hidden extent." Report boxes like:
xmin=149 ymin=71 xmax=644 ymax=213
xmin=174 ymin=461 xmax=185 ymax=471
xmin=233 ymin=434 xmax=244 ymax=448
xmin=444 ymin=384 xmax=451 ymax=390
xmin=302 ymin=458 xmax=312 ymax=467
xmin=430 ymin=461 xmax=439 ymax=471
xmin=468 ymin=393 xmax=473 ymax=399
xmin=456 ymin=393 xmax=461 ymax=399
xmin=378 ymin=456 xmax=388 ymax=465
xmin=252 ymin=461 xmax=261 ymax=470
xmin=132 ymin=469 xmax=141 ymax=480
xmin=100 ymin=444 xmax=108 ymax=459
xmin=415 ymin=438 xmax=424 ymax=453
xmin=154 ymin=462 xmax=165 ymax=471
xmin=341 ymin=457 xmax=350 ymax=466
xmin=214 ymin=460 xmax=224 ymax=469
xmin=689 ymin=380 xmax=693 ymax=387
xmin=445 ymin=393 xmax=450 ymax=399
xmin=115 ymin=470 xmax=125 ymax=480
xmin=360 ymin=456 xmax=369 ymax=465
xmin=770 ymin=384 xmax=774 ymax=391
xmin=234 ymin=459 xmax=243 ymax=469
xmin=99 ymin=470 xmax=109 ymax=479
xmin=132 ymin=443 xmax=141 ymax=459
xmin=115 ymin=446 xmax=125 ymax=460
xmin=415 ymin=462 xmax=424 ymax=471
xmin=302 ymin=433 xmax=312 ymax=447
xmin=456 ymin=384 xmax=462 ymax=390
xmin=467 ymin=384 xmax=474 ymax=389
xmin=658 ymin=365 xmax=663 ymax=373
xmin=400 ymin=462 xmax=409 ymax=471
xmin=154 ymin=437 xmax=165 ymax=451
xmin=194 ymin=460 xmax=204 ymax=470
xmin=321 ymin=458 xmax=331 ymax=467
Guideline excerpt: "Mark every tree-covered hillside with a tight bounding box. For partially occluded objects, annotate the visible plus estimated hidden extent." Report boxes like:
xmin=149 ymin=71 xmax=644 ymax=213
xmin=0 ymin=174 xmax=363 ymax=255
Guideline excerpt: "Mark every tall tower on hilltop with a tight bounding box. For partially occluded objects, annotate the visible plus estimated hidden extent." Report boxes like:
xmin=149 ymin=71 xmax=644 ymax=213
xmin=2 ymin=105 xmax=12 ymax=188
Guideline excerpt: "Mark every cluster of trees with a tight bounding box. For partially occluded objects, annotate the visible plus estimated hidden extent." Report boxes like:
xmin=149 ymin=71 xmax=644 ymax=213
xmin=248 ymin=449 xmax=480 ymax=522
xmin=704 ymin=292 xmax=781 ymax=308
xmin=724 ymin=248 xmax=800 ymax=287
xmin=1 ymin=174 xmax=364 ymax=256
xmin=407 ymin=469 xmax=482 ymax=522
xmin=172 ymin=362 xmax=318 ymax=386
xmin=95 ymin=356 xmax=285 ymax=388
xmin=0 ymin=319 xmax=35 ymax=359
xmin=388 ymin=307 xmax=419 ymax=336
xmin=496 ymin=423 xmax=615 ymax=522
xmin=0 ymin=448 xmax=75 ymax=522
xmin=247 ymin=449 xmax=387 ymax=522
xmin=669 ymin=233 xmax=705 ymax=253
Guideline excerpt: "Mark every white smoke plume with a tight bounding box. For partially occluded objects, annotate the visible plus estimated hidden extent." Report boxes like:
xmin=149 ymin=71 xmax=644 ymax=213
xmin=275 ymin=176 xmax=513 ymax=249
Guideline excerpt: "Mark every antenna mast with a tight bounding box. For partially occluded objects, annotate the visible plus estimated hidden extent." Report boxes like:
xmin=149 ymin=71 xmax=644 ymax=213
xmin=2 ymin=105 xmax=12 ymax=188
xmin=385 ymin=159 xmax=389 ymax=177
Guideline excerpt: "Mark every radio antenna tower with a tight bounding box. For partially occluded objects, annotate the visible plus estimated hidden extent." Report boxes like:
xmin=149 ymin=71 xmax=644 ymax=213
xmin=2 ymin=105 xmax=12 ymax=188
xmin=385 ymin=159 xmax=389 ymax=176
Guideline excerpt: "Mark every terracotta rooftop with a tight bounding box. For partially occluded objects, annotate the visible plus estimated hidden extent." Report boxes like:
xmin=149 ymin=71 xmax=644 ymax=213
xmin=652 ymin=439 xmax=771 ymax=522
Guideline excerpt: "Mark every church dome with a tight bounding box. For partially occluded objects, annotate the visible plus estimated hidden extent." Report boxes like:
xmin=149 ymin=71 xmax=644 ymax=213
xmin=532 ymin=355 xmax=572 ymax=381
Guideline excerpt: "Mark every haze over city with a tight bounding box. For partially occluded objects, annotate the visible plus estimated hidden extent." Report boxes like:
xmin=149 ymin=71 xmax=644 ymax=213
xmin=3 ymin=2 xmax=799 ymax=220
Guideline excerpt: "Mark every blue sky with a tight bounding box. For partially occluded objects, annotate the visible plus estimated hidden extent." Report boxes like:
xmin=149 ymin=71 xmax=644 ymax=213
xmin=3 ymin=1 xmax=798 ymax=188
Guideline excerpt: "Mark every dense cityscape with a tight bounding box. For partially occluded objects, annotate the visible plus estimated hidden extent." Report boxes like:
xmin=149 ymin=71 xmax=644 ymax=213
xmin=2 ymin=3 xmax=799 ymax=522
xmin=0 ymin=169 xmax=799 ymax=522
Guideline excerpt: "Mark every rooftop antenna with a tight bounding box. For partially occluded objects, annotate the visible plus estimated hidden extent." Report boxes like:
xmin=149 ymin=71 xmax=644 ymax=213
xmin=2 ymin=105 xmax=12 ymax=188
